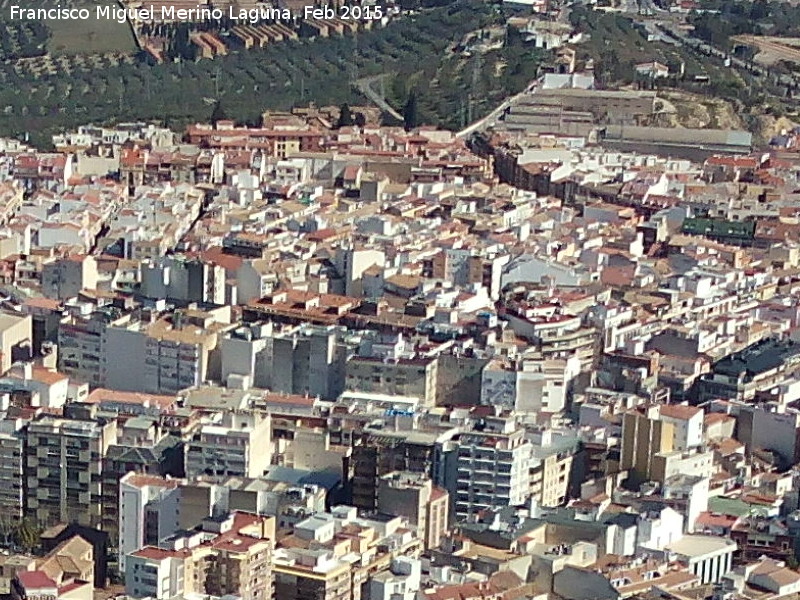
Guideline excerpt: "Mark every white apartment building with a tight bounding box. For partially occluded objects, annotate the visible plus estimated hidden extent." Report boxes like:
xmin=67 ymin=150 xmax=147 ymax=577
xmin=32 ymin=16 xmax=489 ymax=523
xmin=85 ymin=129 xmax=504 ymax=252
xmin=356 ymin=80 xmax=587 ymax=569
xmin=369 ymin=557 xmax=421 ymax=600
xmin=58 ymin=307 xmax=127 ymax=387
xmin=481 ymin=357 xmax=580 ymax=413
xmin=455 ymin=417 xmax=532 ymax=519
xmin=185 ymin=411 xmax=272 ymax=479
xmin=105 ymin=309 xmax=230 ymax=394
xmin=516 ymin=357 xmax=580 ymax=413
xmin=665 ymin=535 xmax=737 ymax=584
xmin=636 ymin=505 xmax=684 ymax=551
xmin=118 ymin=473 xmax=182 ymax=573
xmin=220 ymin=322 xmax=347 ymax=400
xmin=657 ymin=404 xmax=704 ymax=450
xmin=126 ymin=548 xmax=186 ymax=600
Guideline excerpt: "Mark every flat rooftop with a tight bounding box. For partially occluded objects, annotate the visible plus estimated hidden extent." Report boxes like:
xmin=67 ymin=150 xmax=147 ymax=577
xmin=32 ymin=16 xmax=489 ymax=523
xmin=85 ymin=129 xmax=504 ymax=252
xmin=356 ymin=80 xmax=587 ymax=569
xmin=665 ymin=534 xmax=736 ymax=558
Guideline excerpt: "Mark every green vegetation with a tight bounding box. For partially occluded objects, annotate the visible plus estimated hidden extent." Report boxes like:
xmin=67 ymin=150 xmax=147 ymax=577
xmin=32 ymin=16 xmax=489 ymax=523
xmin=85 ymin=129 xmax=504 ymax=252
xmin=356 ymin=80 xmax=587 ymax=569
xmin=568 ymin=7 xmax=776 ymax=111
xmin=0 ymin=0 xmax=137 ymax=55
xmin=0 ymin=21 xmax=49 ymax=60
xmin=0 ymin=0 xmax=547 ymax=147
xmin=165 ymin=23 xmax=197 ymax=62
xmin=336 ymin=103 xmax=354 ymax=128
xmin=403 ymin=90 xmax=419 ymax=130
xmin=11 ymin=519 xmax=40 ymax=553
xmin=569 ymin=6 xmax=731 ymax=85
xmin=690 ymin=0 xmax=800 ymax=49
xmin=46 ymin=8 xmax=137 ymax=55
xmin=387 ymin=20 xmax=546 ymax=130
xmin=565 ymin=5 xmax=800 ymax=135
xmin=210 ymin=100 xmax=227 ymax=125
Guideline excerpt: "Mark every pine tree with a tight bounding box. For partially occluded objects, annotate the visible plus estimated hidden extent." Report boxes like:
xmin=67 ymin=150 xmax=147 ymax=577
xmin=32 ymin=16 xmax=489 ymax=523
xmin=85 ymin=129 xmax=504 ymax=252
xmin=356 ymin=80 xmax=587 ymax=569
xmin=403 ymin=90 xmax=419 ymax=131
xmin=211 ymin=101 xmax=227 ymax=124
xmin=336 ymin=103 xmax=354 ymax=128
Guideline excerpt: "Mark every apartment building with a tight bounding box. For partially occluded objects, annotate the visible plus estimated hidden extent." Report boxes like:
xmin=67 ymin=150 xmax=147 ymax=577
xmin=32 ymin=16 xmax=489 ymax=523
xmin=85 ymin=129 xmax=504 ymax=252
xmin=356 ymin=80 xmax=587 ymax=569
xmin=369 ymin=557 xmax=422 ymax=600
xmin=530 ymin=450 xmax=574 ymax=508
xmin=736 ymin=404 xmax=800 ymax=467
xmin=620 ymin=408 xmax=674 ymax=484
xmin=377 ymin=471 xmax=449 ymax=550
xmin=41 ymin=255 xmax=98 ymax=300
xmin=188 ymin=516 xmax=274 ymax=600
xmin=345 ymin=356 xmax=439 ymax=408
xmin=0 ymin=311 xmax=32 ymax=375
xmin=275 ymin=504 xmax=425 ymax=600
xmin=528 ymin=429 xmax=580 ymax=508
xmin=57 ymin=307 xmax=128 ymax=387
xmin=656 ymin=404 xmax=704 ymax=451
xmin=273 ymin=548 xmax=352 ymax=600
xmin=103 ymin=418 xmax=185 ymax=544
xmin=126 ymin=512 xmax=275 ymax=600
xmin=126 ymin=547 xmax=187 ymax=600
xmin=697 ymin=339 xmax=800 ymax=402
xmin=334 ymin=247 xmax=386 ymax=297
xmin=185 ymin=122 xmax=324 ymax=157
xmin=455 ymin=417 xmax=532 ymax=519
xmin=177 ymin=476 xmax=326 ymax=531
xmin=467 ymin=253 xmax=510 ymax=300
xmin=140 ymin=257 xmax=226 ymax=306
xmin=118 ymin=473 xmax=182 ymax=573
xmin=185 ymin=411 xmax=272 ymax=479
xmin=350 ymin=428 xmax=458 ymax=513
xmin=105 ymin=308 xmax=232 ymax=394
xmin=221 ymin=322 xmax=348 ymax=399
xmin=0 ymin=417 xmax=25 ymax=522
xmin=25 ymin=414 xmax=117 ymax=529
xmin=503 ymin=306 xmax=598 ymax=370
xmin=481 ymin=357 xmax=580 ymax=413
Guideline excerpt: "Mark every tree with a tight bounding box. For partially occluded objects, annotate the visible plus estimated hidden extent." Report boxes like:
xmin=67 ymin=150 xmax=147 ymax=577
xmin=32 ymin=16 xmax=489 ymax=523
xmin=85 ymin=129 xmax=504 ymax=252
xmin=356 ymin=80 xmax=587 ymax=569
xmin=167 ymin=24 xmax=196 ymax=61
xmin=749 ymin=0 xmax=768 ymax=21
xmin=354 ymin=111 xmax=367 ymax=127
xmin=403 ymin=89 xmax=419 ymax=131
xmin=12 ymin=520 xmax=39 ymax=553
xmin=336 ymin=103 xmax=354 ymax=128
xmin=210 ymin=101 xmax=227 ymax=124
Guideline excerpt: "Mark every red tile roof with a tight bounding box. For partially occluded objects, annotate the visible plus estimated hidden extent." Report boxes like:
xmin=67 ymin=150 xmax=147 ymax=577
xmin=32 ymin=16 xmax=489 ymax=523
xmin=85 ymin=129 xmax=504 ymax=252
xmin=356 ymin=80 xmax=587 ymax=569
xmin=17 ymin=571 xmax=57 ymax=590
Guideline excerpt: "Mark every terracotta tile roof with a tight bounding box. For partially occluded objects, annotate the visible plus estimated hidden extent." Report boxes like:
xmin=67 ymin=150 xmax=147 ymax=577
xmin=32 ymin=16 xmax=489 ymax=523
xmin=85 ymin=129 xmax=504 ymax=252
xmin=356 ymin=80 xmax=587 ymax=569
xmin=85 ymin=388 xmax=177 ymax=410
xmin=17 ymin=571 xmax=57 ymax=590
xmin=659 ymin=404 xmax=702 ymax=420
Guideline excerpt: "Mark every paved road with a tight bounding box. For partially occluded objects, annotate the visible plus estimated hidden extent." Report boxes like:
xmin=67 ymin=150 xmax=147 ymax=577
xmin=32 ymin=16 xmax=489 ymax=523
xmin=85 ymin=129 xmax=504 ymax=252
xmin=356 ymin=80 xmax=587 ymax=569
xmin=355 ymin=74 xmax=404 ymax=122
xmin=455 ymin=1 xmax=572 ymax=139
xmin=455 ymin=81 xmax=538 ymax=139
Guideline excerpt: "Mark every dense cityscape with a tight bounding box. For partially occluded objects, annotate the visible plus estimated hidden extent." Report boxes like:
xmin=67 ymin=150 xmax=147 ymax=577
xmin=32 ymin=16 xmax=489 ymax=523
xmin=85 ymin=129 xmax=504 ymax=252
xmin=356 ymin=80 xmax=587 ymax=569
xmin=1 ymin=0 xmax=800 ymax=599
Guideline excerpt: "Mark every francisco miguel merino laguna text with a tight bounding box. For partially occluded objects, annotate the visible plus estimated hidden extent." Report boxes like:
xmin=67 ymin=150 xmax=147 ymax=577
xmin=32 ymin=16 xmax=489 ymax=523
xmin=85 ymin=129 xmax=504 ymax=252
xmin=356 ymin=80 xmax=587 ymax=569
xmin=7 ymin=4 xmax=382 ymax=24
